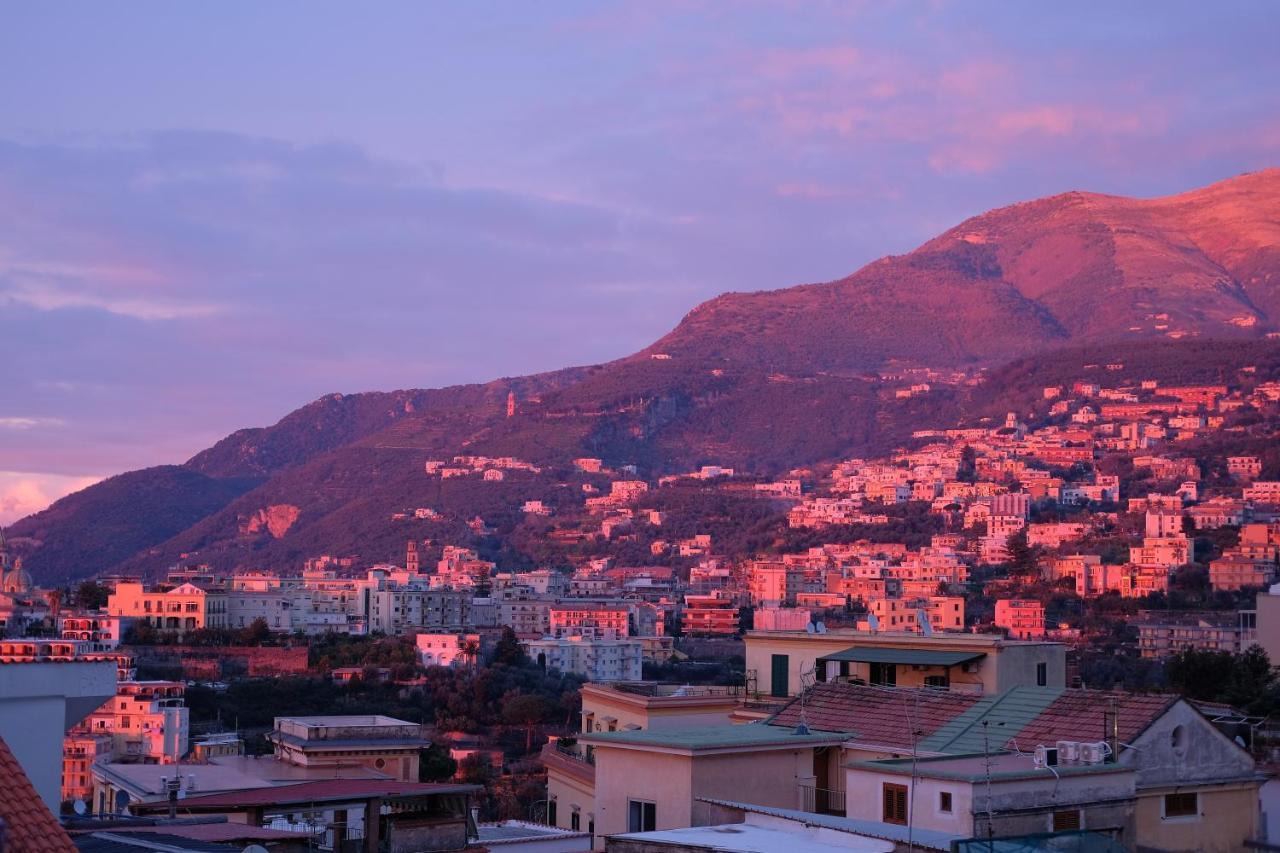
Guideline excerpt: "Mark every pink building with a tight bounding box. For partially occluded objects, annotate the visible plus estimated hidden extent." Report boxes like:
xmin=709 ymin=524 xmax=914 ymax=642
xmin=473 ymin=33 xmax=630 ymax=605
xmin=994 ymin=599 xmax=1046 ymax=640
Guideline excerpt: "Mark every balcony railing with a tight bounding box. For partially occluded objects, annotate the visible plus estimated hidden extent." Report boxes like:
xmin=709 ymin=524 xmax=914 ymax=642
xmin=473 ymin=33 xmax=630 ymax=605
xmin=798 ymin=784 xmax=846 ymax=816
xmin=553 ymin=740 xmax=595 ymax=765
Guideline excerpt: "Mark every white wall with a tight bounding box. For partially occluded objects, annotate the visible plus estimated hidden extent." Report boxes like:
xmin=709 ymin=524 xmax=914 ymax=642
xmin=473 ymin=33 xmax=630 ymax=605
xmin=0 ymin=660 xmax=116 ymax=811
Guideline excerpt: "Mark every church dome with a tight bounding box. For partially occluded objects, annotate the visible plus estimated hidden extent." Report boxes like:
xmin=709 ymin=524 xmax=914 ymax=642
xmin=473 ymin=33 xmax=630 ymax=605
xmin=2 ymin=558 xmax=32 ymax=594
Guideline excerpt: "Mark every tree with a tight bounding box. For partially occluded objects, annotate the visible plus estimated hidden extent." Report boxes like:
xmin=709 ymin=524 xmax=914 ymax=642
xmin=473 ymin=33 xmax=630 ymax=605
xmin=1226 ymin=645 xmax=1275 ymax=713
xmin=491 ymin=627 xmax=526 ymax=667
xmin=957 ymin=445 xmax=978 ymax=483
xmin=236 ymin=617 xmax=272 ymax=646
xmin=419 ymin=743 xmax=458 ymax=782
xmin=502 ymin=693 xmax=553 ymax=753
xmin=1165 ymin=646 xmax=1278 ymax=715
xmin=124 ymin=620 xmax=158 ymax=645
xmin=457 ymin=753 xmax=496 ymax=786
xmin=1006 ymin=530 xmax=1037 ymax=576
xmin=74 ymin=580 xmax=110 ymax=610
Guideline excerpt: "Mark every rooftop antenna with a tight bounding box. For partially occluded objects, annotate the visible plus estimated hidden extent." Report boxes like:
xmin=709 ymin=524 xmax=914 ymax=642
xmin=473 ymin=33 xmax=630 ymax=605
xmin=794 ymin=664 xmax=816 ymax=736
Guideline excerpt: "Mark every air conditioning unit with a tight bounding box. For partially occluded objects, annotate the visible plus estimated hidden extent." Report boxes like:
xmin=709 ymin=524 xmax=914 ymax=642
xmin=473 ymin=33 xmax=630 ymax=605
xmin=1080 ymin=741 xmax=1109 ymax=764
xmin=1056 ymin=741 xmax=1080 ymax=763
xmin=1033 ymin=745 xmax=1059 ymax=768
xmin=963 ymin=662 xmax=980 ymax=673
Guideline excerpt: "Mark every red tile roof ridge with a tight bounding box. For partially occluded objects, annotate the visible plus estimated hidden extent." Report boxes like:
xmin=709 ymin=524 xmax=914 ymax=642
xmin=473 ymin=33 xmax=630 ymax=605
xmin=0 ymin=734 xmax=78 ymax=853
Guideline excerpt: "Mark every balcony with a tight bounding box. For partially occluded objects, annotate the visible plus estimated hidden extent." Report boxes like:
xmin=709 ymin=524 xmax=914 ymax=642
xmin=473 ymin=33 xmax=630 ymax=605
xmin=540 ymin=739 xmax=596 ymax=785
xmin=798 ymin=784 xmax=846 ymax=816
xmin=609 ymin=682 xmax=744 ymax=699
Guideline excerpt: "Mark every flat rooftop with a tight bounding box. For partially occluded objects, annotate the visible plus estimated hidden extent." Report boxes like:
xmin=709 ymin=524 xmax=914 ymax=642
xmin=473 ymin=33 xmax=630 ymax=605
xmin=582 ymin=722 xmax=849 ymax=752
xmin=478 ymin=820 xmax=590 ymax=844
xmin=275 ymin=714 xmax=413 ymax=727
xmin=852 ymin=751 xmax=1132 ymax=783
xmin=747 ymin=629 xmax=1062 ymax=647
xmin=610 ymin=823 xmax=895 ymax=852
xmin=697 ymin=800 xmax=959 ymax=852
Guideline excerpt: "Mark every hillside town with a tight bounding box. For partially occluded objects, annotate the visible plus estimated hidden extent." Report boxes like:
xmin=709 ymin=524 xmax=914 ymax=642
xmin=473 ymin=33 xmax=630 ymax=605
xmin=3 ymin=363 xmax=1280 ymax=852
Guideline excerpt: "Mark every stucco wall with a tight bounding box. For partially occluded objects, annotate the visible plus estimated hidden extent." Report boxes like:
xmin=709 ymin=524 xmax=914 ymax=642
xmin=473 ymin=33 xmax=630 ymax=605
xmin=0 ymin=660 xmax=116 ymax=812
xmin=992 ymin=643 xmax=1066 ymax=690
xmin=1133 ymin=784 xmax=1260 ymax=853
xmin=690 ymin=750 xmax=813 ymax=813
xmin=593 ymin=749 xmax=694 ymax=840
xmin=548 ymin=763 xmax=596 ymax=832
xmin=592 ymin=746 xmax=814 ymax=843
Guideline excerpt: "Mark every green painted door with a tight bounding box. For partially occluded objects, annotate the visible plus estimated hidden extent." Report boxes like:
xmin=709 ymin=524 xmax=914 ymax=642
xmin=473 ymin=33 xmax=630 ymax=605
xmin=771 ymin=653 xmax=790 ymax=697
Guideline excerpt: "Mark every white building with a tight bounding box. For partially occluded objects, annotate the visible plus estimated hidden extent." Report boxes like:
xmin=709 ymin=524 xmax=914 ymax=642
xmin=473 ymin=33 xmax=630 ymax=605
xmin=416 ymin=633 xmax=481 ymax=668
xmin=524 ymin=636 xmax=643 ymax=682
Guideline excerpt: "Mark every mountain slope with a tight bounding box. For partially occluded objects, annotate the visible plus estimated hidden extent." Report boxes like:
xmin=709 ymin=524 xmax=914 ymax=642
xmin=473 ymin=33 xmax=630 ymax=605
xmin=645 ymin=169 xmax=1280 ymax=371
xmin=13 ymin=170 xmax=1280 ymax=582
xmin=6 ymin=467 xmax=260 ymax=585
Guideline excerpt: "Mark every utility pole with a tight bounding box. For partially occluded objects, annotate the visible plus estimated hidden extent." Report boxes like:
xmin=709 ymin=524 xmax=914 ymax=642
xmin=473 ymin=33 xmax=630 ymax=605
xmin=984 ymin=720 xmax=995 ymax=852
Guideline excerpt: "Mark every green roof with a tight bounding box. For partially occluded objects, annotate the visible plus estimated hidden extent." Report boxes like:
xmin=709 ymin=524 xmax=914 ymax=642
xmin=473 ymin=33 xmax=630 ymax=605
xmin=580 ymin=723 xmax=850 ymax=752
xmin=818 ymin=646 xmax=987 ymax=667
xmin=849 ymin=752 xmax=1131 ymax=783
xmin=918 ymin=686 xmax=1064 ymax=754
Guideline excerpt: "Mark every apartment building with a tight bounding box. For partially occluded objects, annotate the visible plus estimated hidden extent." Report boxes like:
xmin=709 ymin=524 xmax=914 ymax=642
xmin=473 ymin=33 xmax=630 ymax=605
xmin=680 ymin=592 xmax=739 ymax=636
xmin=1135 ymin=610 xmax=1256 ymax=658
xmin=1210 ymin=553 xmax=1276 ymax=591
xmin=585 ymin=682 xmax=1261 ymax=853
xmin=551 ymin=603 xmax=632 ymax=639
xmin=526 ymin=636 xmax=643 ymax=682
xmin=77 ymin=680 xmax=189 ymax=765
xmin=994 ymin=599 xmax=1046 ymax=640
xmin=744 ymin=630 xmax=1065 ymax=698
xmin=416 ymin=632 xmax=481 ymax=668
xmin=266 ymin=715 xmax=430 ymax=782
xmin=106 ymin=581 xmax=225 ymax=633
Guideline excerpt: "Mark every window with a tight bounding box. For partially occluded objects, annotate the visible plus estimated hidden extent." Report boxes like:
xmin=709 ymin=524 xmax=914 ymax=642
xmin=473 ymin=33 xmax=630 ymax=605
xmin=1052 ymin=809 xmax=1081 ymax=831
xmin=548 ymin=800 xmax=557 ymax=826
xmin=939 ymin=791 xmax=953 ymax=814
xmin=924 ymin=675 xmax=949 ymax=689
xmin=570 ymin=810 xmax=580 ymax=831
xmin=883 ymin=783 xmax=908 ymax=825
xmin=628 ymin=800 xmax=656 ymax=833
xmin=1164 ymin=792 xmax=1198 ymax=819
xmin=1036 ymin=662 xmax=1048 ymax=687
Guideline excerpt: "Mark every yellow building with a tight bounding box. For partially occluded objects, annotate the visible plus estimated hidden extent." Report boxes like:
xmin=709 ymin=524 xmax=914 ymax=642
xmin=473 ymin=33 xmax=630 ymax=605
xmin=744 ymin=629 xmax=1065 ymax=698
xmin=544 ymin=682 xmax=754 ymax=843
xmin=106 ymin=582 xmax=226 ymax=633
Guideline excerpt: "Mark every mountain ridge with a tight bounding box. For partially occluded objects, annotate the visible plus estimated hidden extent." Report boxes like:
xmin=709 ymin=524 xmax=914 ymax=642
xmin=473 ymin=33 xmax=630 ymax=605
xmin=11 ymin=169 xmax=1280 ymax=583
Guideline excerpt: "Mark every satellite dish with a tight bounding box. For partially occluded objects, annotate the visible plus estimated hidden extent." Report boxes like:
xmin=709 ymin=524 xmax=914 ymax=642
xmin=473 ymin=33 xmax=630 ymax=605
xmin=72 ymin=799 xmax=87 ymax=816
xmin=805 ymin=622 xmax=816 ymax=633
xmin=815 ymin=621 xmax=827 ymax=634
xmin=242 ymin=846 xmax=270 ymax=853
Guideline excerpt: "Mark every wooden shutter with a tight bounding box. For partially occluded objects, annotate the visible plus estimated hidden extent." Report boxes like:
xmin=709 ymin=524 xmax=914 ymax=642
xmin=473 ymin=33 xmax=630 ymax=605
xmin=883 ymin=783 xmax=908 ymax=825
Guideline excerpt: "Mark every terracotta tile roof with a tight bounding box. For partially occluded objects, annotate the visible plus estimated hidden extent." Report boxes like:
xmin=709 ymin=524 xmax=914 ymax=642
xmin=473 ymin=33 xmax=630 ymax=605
xmin=766 ymin=683 xmax=983 ymax=750
xmin=1008 ymin=689 xmax=1178 ymax=750
xmin=0 ymin=735 xmax=77 ymax=853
